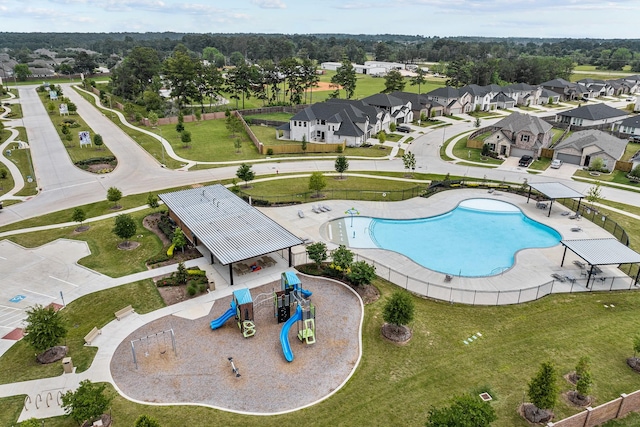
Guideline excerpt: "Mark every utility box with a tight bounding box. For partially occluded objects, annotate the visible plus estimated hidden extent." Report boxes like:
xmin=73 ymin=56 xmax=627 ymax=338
xmin=62 ymin=357 xmax=73 ymax=374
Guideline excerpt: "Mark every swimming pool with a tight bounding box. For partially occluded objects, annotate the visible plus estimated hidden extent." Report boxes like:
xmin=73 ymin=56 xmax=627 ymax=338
xmin=334 ymin=198 xmax=561 ymax=277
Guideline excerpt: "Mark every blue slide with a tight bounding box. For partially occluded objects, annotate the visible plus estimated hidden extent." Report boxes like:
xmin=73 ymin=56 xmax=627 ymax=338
xmin=210 ymin=301 xmax=236 ymax=330
xmin=295 ymin=284 xmax=312 ymax=299
xmin=280 ymin=305 xmax=303 ymax=362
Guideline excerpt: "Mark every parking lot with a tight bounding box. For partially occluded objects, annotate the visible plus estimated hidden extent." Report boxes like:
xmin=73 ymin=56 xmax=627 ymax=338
xmin=0 ymin=239 xmax=106 ymax=334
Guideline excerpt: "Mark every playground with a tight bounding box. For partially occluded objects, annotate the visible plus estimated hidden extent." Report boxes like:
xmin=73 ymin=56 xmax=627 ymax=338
xmin=109 ymin=274 xmax=362 ymax=414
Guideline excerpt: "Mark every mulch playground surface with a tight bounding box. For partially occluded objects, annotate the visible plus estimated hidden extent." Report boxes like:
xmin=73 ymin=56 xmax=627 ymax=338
xmin=110 ymin=277 xmax=362 ymax=413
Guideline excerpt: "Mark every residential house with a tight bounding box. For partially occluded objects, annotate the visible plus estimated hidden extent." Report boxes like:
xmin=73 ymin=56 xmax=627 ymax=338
xmin=425 ymin=87 xmax=472 ymax=115
xmin=540 ymin=78 xmax=595 ymax=101
xmin=460 ymin=84 xmax=494 ymax=111
xmin=614 ymin=115 xmax=640 ymax=138
xmin=555 ymin=104 xmax=629 ymax=128
xmin=553 ymin=130 xmax=627 ymax=169
xmin=277 ymin=99 xmax=388 ymax=147
xmin=491 ymin=92 xmax=516 ymax=109
xmin=361 ymin=93 xmax=413 ymax=124
xmin=503 ymin=83 xmax=542 ymax=106
xmin=389 ymin=91 xmax=444 ymax=118
xmin=539 ymin=89 xmax=561 ymax=105
xmin=482 ymin=112 xmax=552 ymax=158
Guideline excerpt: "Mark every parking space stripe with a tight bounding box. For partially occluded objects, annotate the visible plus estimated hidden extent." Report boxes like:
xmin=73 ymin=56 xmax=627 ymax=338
xmin=22 ymin=289 xmax=56 ymax=299
xmin=49 ymin=275 xmax=78 ymax=287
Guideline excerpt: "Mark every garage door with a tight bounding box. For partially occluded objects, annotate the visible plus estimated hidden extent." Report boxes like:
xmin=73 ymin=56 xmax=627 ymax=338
xmin=510 ymin=148 xmax=534 ymax=158
xmin=557 ymin=153 xmax=581 ymax=165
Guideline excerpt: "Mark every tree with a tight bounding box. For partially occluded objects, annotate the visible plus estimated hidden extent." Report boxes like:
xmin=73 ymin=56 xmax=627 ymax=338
xmin=528 ymin=361 xmax=558 ymax=410
xmin=330 ymin=244 xmax=353 ymax=273
xmin=61 ymin=380 xmax=113 ymax=426
xmin=335 ymin=155 xmax=349 ymax=179
xmin=147 ymin=193 xmax=159 ymax=209
xmin=148 ymin=112 xmax=159 ymax=127
xmin=588 ymin=157 xmax=605 ymax=172
xmin=234 ymin=138 xmax=242 ymax=153
xmin=331 ymin=57 xmax=356 ymax=99
xmin=47 ymin=101 xmax=56 ymax=114
xmin=629 ymin=164 xmax=640 ymax=179
xmin=301 ymin=134 xmax=307 ymax=153
xmin=402 ymin=152 xmax=416 ymax=175
xmin=586 ymin=181 xmax=604 ymax=209
xmin=225 ymin=112 xmax=243 ymax=137
xmin=378 ymin=130 xmax=387 ymax=144
xmin=112 ymin=214 xmax=137 ymax=246
xmin=175 ymin=261 xmax=188 ymax=284
xmin=13 ymin=63 xmax=31 ymax=81
xmin=93 ymin=134 xmax=103 ymax=150
xmin=23 ymin=304 xmax=68 ymax=353
xmin=347 ymin=261 xmax=376 ymax=286
xmin=181 ymin=130 xmax=192 ymax=147
xmin=382 ymin=291 xmax=415 ymax=333
xmin=18 ymin=419 xmax=42 ymax=427
xmin=410 ymin=68 xmax=428 ymax=96
xmin=172 ymin=227 xmax=187 ymax=253
xmin=176 ymin=111 xmax=185 ymax=133
xmin=309 ymin=171 xmax=327 ymax=197
xmin=135 ymin=414 xmax=161 ymax=427
xmin=474 ymin=117 xmax=481 ymax=128
xmin=124 ymin=102 xmax=136 ymax=121
xmin=236 ymin=163 xmax=255 ymax=188
xmin=306 ymin=242 xmax=328 ymax=268
xmin=71 ymin=207 xmax=86 ymax=226
xmin=426 ymin=394 xmax=497 ymax=427
xmin=0 ymin=168 xmax=7 ymax=179
xmin=383 ymin=69 xmax=406 ymax=93
xmin=202 ymin=46 xmax=225 ymax=68
xmin=163 ymin=48 xmax=199 ymax=109
xmin=107 ymin=186 xmax=122 ymax=208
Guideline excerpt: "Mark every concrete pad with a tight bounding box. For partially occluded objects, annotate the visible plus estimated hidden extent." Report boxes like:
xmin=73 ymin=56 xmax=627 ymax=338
xmin=0 ymin=239 xmax=105 ymax=330
xmin=173 ymin=300 xmax=215 ymax=320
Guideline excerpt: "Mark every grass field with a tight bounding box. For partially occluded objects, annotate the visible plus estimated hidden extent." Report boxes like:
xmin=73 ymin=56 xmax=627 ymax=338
xmin=0 ymin=127 xmax=38 ymax=197
xmin=36 ymin=89 xmax=116 ymax=163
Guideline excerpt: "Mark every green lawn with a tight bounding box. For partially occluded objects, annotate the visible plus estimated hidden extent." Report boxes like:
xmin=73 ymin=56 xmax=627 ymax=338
xmin=452 ymin=137 xmax=503 ymax=165
xmin=244 ymin=112 xmax=293 ymax=122
xmin=529 ymin=157 xmax=551 ymax=171
xmin=36 ymin=89 xmax=116 ymax=163
xmin=0 ymin=279 xmax=164 ymax=385
xmin=574 ymin=169 xmax=640 ymax=188
xmin=0 ymin=127 xmax=38 ymax=197
xmin=550 ymin=128 xmax=566 ymax=144
xmin=4 ymin=102 xmax=22 ymax=119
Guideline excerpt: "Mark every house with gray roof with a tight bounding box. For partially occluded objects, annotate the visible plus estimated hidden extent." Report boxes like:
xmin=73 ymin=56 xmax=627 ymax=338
xmin=491 ymin=92 xmax=516 ymax=109
xmin=277 ymin=99 xmax=388 ymax=147
xmin=553 ymin=130 xmax=627 ymax=169
xmin=425 ymin=86 xmax=472 ymax=115
xmin=555 ymin=104 xmax=629 ymax=128
xmin=389 ymin=91 xmax=445 ymax=118
xmin=361 ymin=93 xmax=413 ymax=124
xmin=482 ymin=112 xmax=553 ymax=158
xmin=614 ymin=115 xmax=640 ymax=138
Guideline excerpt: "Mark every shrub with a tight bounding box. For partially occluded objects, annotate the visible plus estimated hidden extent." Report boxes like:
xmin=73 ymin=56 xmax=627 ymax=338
xmin=146 ymin=253 xmax=170 ymax=265
xmin=167 ymin=243 xmax=176 ymax=258
xmin=347 ymin=260 xmax=376 ymax=286
xmin=187 ymin=269 xmax=206 ymax=276
xmin=382 ymin=291 xmax=415 ymax=330
xmin=266 ymin=148 xmax=274 ymax=156
xmin=0 ymin=168 xmax=7 ymax=179
xmin=187 ymin=284 xmax=197 ymax=296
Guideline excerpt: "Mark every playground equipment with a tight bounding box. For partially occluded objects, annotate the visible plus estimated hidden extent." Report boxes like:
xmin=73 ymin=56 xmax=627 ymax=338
xmin=130 ymin=328 xmax=177 ymax=369
xmin=228 ymin=357 xmax=241 ymax=377
xmin=210 ymin=288 xmax=256 ymax=338
xmin=276 ymin=272 xmax=316 ymax=362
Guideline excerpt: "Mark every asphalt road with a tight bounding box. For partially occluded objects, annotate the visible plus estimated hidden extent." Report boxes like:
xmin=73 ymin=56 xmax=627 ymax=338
xmin=1 ymin=85 xmax=638 ymax=227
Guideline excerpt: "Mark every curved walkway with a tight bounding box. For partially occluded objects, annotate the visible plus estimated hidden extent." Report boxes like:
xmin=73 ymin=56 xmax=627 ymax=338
xmin=0 ymin=94 xmax=29 ymax=202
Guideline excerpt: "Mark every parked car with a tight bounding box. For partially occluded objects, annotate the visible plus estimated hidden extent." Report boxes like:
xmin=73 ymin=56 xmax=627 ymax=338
xmin=518 ymin=155 xmax=534 ymax=167
xmin=626 ymin=97 xmax=635 ymax=102
xmin=629 ymin=135 xmax=640 ymax=143
xmin=550 ymin=159 xmax=563 ymax=169
xmin=396 ymin=125 xmax=411 ymax=133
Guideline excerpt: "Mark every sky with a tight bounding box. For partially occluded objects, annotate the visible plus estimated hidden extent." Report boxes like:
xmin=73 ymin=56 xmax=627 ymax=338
xmin=0 ymin=0 xmax=639 ymax=39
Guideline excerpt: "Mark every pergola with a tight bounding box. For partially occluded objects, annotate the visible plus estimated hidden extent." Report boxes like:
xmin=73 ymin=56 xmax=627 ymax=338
xmin=159 ymin=184 xmax=303 ymax=286
xmin=527 ymin=182 xmax=585 ymax=217
xmin=561 ymin=238 xmax=640 ymax=288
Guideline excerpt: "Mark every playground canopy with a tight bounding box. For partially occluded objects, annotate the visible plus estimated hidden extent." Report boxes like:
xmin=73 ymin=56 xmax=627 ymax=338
xmin=159 ymin=184 xmax=303 ymax=271
xmin=526 ymin=182 xmax=585 ymax=217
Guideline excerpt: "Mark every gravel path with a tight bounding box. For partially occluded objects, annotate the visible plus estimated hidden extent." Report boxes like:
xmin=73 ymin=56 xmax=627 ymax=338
xmin=110 ymin=276 xmax=362 ymax=414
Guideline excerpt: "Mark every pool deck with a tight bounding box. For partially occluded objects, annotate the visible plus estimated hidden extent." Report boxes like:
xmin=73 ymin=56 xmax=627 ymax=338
xmin=259 ymin=189 xmax=635 ymax=304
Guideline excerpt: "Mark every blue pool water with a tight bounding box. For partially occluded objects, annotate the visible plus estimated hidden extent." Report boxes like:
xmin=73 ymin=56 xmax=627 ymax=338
xmin=343 ymin=199 xmax=561 ymax=277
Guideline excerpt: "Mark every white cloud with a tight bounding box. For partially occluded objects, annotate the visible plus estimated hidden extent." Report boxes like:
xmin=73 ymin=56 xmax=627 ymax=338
xmin=251 ymin=0 xmax=286 ymax=9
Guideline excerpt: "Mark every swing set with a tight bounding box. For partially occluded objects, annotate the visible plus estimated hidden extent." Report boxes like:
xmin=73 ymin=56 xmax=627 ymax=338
xmin=130 ymin=328 xmax=177 ymax=369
